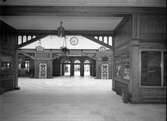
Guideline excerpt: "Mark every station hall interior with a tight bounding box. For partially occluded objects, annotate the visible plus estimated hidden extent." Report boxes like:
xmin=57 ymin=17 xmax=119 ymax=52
xmin=0 ymin=0 xmax=166 ymax=121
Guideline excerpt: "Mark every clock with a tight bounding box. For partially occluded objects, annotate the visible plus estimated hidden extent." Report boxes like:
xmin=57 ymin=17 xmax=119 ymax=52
xmin=70 ymin=37 xmax=79 ymax=46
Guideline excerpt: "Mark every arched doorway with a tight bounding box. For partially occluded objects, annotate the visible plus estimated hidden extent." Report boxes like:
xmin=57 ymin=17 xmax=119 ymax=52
xmin=18 ymin=54 xmax=34 ymax=78
xmin=63 ymin=60 xmax=71 ymax=76
xmin=74 ymin=60 xmax=81 ymax=76
xmin=84 ymin=60 xmax=91 ymax=76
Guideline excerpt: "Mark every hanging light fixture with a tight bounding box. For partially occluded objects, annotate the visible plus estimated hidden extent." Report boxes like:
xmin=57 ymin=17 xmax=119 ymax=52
xmin=57 ymin=21 xmax=65 ymax=38
xmin=57 ymin=21 xmax=69 ymax=54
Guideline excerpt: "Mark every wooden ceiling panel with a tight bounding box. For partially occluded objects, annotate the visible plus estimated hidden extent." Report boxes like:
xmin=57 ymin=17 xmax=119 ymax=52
xmin=0 ymin=0 xmax=166 ymax=7
xmin=0 ymin=16 xmax=123 ymax=31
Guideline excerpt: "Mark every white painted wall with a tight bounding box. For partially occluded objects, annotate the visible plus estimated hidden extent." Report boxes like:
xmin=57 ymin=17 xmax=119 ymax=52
xmin=22 ymin=35 xmax=102 ymax=49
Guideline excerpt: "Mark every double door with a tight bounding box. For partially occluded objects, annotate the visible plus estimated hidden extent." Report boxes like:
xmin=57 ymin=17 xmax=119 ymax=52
xmin=101 ymin=64 xmax=109 ymax=79
xmin=39 ymin=63 xmax=47 ymax=78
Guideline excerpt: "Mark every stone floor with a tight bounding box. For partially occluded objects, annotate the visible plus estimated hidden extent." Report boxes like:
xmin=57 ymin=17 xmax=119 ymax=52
xmin=0 ymin=77 xmax=166 ymax=121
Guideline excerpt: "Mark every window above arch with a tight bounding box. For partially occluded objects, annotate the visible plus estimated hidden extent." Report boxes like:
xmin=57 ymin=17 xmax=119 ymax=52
xmin=74 ymin=60 xmax=81 ymax=64
xmin=84 ymin=60 xmax=90 ymax=64
xmin=64 ymin=60 xmax=71 ymax=63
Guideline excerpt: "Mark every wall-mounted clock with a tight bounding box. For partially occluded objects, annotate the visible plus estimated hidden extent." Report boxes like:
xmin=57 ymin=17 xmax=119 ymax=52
xmin=70 ymin=37 xmax=79 ymax=46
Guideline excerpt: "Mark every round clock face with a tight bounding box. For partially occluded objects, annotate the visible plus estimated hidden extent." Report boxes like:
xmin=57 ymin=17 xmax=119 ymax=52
xmin=70 ymin=37 xmax=79 ymax=46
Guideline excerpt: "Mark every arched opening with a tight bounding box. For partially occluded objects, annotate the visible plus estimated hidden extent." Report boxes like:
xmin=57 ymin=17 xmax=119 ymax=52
xmin=18 ymin=35 xmax=22 ymax=45
xmin=63 ymin=60 xmax=71 ymax=76
xmin=18 ymin=54 xmax=34 ymax=78
xmin=84 ymin=60 xmax=91 ymax=77
xmin=74 ymin=59 xmax=81 ymax=76
xmin=23 ymin=35 xmax=27 ymax=43
xmin=27 ymin=35 xmax=32 ymax=41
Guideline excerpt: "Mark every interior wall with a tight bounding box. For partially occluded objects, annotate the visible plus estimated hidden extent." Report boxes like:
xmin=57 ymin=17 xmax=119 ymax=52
xmin=53 ymin=56 xmax=96 ymax=77
xmin=112 ymin=17 xmax=132 ymax=96
xmin=0 ymin=20 xmax=17 ymax=94
xmin=34 ymin=60 xmax=52 ymax=78
xmin=113 ymin=13 xmax=166 ymax=103
xmin=96 ymin=50 xmax=113 ymax=79
xmin=130 ymin=14 xmax=166 ymax=103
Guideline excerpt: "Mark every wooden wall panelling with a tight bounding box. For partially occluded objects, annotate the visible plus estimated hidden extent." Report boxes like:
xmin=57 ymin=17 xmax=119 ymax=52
xmin=113 ymin=14 xmax=136 ymax=103
xmin=114 ymin=50 xmax=130 ymax=81
xmin=0 ymin=20 xmax=18 ymax=92
xmin=114 ymin=16 xmax=132 ymax=48
xmin=129 ymin=41 xmax=141 ymax=103
xmin=138 ymin=14 xmax=166 ymax=41
xmin=130 ymin=14 xmax=166 ymax=103
xmin=0 ymin=21 xmax=2 ymax=93
xmin=132 ymin=14 xmax=140 ymax=39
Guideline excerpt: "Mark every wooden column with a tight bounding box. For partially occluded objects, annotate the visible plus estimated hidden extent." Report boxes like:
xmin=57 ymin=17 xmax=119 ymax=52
xmin=112 ymin=35 xmax=116 ymax=91
xmin=70 ymin=63 xmax=74 ymax=76
xmin=49 ymin=60 xmax=53 ymax=78
xmin=107 ymin=36 xmax=109 ymax=44
xmin=21 ymin=35 xmax=23 ymax=44
xmin=34 ymin=59 xmax=38 ymax=78
xmin=80 ymin=62 xmax=84 ymax=77
xmin=62 ymin=64 xmax=64 ymax=76
xmin=129 ymin=41 xmax=140 ymax=103
xmin=14 ymin=51 xmax=20 ymax=89
xmin=90 ymin=63 xmax=93 ymax=76
xmin=92 ymin=60 xmax=96 ymax=77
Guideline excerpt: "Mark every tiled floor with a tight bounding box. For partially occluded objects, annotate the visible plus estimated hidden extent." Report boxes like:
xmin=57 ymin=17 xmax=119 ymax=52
xmin=0 ymin=77 xmax=166 ymax=121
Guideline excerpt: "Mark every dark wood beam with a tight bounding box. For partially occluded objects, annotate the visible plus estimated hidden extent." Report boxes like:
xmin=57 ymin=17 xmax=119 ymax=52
xmin=17 ymin=34 xmax=47 ymax=49
xmin=17 ymin=50 xmax=35 ymax=60
xmin=114 ymin=16 xmax=131 ymax=32
xmin=84 ymin=35 xmax=113 ymax=49
xmin=16 ymin=30 xmax=113 ymax=36
xmin=0 ymin=6 xmax=166 ymax=16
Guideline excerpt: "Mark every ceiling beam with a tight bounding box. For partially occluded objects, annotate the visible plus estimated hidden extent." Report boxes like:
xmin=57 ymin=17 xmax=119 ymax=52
xmin=17 ymin=50 xmax=35 ymax=60
xmin=0 ymin=6 xmax=166 ymax=16
xmin=16 ymin=30 xmax=113 ymax=36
